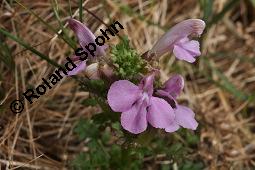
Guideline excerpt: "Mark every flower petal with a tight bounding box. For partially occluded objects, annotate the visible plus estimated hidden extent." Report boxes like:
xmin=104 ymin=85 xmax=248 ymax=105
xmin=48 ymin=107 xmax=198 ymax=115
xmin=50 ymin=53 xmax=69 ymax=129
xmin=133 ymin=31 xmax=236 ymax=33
xmin=139 ymin=74 xmax=155 ymax=96
xmin=107 ymin=80 xmax=142 ymax=112
xmin=165 ymin=121 xmax=180 ymax=133
xmin=163 ymin=74 xmax=184 ymax=98
xmin=68 ymin=19 xmax=107 ymax=57
xmin=150 ymin=19 xmax=205 ymax=58
xmin=147 ymin=97 xmax=175 ymax=129
xmin=156 ymin=90 xmax=177 ymax=108
xmin=175 ymin=105 xmax=198 ymax=130
xmin=121 ymin=100 xmax=148 ymax=134
xmin=178 ymin=38 xmax=201 ymax=56
xmin=67 ymin=61 xmax=86 ymax=76
xmin=68 ymin=19 xmax=96 ymax=47
xmin=173 ymin=44 xmax=196 ymax=63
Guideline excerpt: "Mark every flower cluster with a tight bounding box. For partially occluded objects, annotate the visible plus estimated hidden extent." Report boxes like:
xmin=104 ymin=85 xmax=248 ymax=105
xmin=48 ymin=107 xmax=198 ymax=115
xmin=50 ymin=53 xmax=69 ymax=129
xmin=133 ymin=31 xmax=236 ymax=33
xmin=68 ymin=18 xmax=205 ymax=134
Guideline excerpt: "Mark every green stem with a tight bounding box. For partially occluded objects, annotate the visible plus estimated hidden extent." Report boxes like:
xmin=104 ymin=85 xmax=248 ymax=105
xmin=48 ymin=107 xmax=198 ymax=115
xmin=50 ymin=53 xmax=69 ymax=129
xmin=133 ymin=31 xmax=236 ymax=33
xmin=0 ymin=27 xmax=61 ymax=68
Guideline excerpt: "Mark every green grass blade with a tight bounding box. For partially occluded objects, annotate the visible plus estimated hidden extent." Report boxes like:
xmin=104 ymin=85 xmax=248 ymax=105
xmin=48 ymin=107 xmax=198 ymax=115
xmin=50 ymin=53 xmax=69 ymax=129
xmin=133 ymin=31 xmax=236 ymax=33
xmin=209 ymin=52 xmax=255 ymax=65
xmin=52 ymin=0 xmax=64 ymax=29
xmin=0 ymin=27 xmax=61 ymax=68
xmin=51 ymin=0 xmax=77 ymax=49
xmin=0 ymin=41 xmax=15 ymax=70
xmin=14 ymin=0 xmax=76 ymax=49
xmin=115 ymin=3 xmax=166 ymax=31
xmin=200 ymin=0 xmax=213 ymax=23
xmin=68 ymin=0 xmax=73 ymax=17
xmin=203 ymin=57 xmax=248 ymax=101
xmin=250 ymin=0 xmax=255 ymax=7
xmin=79 ymin=0 xmax=83 ymax=22
xmin=208 ymin=0 xmax=240 ymax=27
xmin=15 ymin=0 xmax=57 ymax=33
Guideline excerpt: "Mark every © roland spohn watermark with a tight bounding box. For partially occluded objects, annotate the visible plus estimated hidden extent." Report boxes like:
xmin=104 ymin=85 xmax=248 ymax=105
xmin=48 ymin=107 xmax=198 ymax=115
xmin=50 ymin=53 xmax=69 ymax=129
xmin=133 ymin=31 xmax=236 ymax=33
xmin=10 ymin=21 xmax=124 ymax=114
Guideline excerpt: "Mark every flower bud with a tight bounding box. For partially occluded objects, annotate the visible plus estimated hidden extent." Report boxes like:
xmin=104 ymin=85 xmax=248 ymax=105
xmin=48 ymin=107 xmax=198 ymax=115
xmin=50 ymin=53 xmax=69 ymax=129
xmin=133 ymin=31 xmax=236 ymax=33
xmin=85 ymin=63 xmax=100 ymax=80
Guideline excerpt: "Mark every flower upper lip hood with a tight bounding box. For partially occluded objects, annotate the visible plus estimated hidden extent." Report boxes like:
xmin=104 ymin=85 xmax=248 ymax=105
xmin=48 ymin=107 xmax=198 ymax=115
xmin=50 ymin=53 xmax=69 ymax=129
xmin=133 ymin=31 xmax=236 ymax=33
xmin=67 ymin=18 xmax=108 ymax=76
xmin=68 ymin=18 xmax=107 ymax=57
xmin=149 ymin=19 xmax=206 ymax=63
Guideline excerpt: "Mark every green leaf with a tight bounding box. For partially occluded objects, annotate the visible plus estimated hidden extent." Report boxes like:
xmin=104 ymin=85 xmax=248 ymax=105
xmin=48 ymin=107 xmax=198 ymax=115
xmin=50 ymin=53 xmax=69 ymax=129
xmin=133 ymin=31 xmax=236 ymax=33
xmin=168 ymin=143 xmax=183 ymax=154
xmin=185 ymin=132 xmax=200 ymax=145
xmin=81 ymin=98 xmax=98 ymax=106
xmin=92 ymin=111 xmax=119 ymax=124
xmin=136 ymin=128 xmax=156 ymax=146
xmin=72 ymin=153 xmax=91 ymax=170
xmin=88 ymin=140 xmax=110 ymax=168
xmin=180 ymin=161 xmax=204 ymax=170
xmin=101 ymin=130 xmax=111 ymax=144
xmin=160 ymin=164 xmax=170 ymax=170
xmin=109 ymin=145 xmax=122 ymax=167
xmin=111 ymin=122 xmax=121 ymax=131
xmin=79 ymin=79 xmax=108 ymax=98
xmin=74 ymin=119 xmax=99 ymax=140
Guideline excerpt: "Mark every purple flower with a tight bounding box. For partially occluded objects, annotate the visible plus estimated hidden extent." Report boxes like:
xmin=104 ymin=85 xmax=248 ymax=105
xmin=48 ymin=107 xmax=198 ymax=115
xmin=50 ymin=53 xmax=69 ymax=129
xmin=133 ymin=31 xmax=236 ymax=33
xmin=67 ymin=55 xmax=87 ymax=76
xmin=150 ymin=19 xmax=205 ymax=63
xmin=107 ymin=74 xmax=175 ymax=134
xmin=67 ymin=19 xmax=107 ymax=75
xmin=157 ymin=75 xmax=198 ymax=132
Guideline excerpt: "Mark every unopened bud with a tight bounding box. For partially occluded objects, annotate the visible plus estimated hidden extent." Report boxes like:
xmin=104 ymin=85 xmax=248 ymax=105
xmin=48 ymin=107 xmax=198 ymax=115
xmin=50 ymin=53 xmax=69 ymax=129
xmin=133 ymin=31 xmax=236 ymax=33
xmin=85 ymin=63 xmax=100 ymax=80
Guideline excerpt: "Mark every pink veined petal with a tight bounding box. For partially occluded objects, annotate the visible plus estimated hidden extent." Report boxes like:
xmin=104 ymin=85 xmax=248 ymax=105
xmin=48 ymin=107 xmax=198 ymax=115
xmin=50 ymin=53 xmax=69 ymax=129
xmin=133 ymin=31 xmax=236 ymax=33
xmin=175 ymin=105 xmax=198 ymax=130
xmin=71 ymin=55 xmax=82 ymax=62
xmin=150 ymin=19 xmax=205 ymax=57
xmin=121 ymin=100 xmax=148 ymax=134
xmin=156 ymin=90 xmax=177 ymax=108
xmin=163 ymin=75 xmax=184 ymax=98
xmin=68 ymin=19 xmax=107 ymax=57
xmin=173 ymin=44 xmax=196 ymax=63
xmin=98 ymin=44 xmax=108 ymax=56
xmin=68 ymin=19 xmax=96 ymax=47
xmin=147 ymin=97 xmax=175 ymax=129
xmin=139 ymin=74 xmax=155 ymax=96
xmin=107 ymin=80 xmax=142 ymax=112
xmin=179 ymin=39 xmax=201 ymax=56
xmin=165 ymin=121 xmax=180 ymax=133
xmin=67 ymin=61 xmax=87 ymax=76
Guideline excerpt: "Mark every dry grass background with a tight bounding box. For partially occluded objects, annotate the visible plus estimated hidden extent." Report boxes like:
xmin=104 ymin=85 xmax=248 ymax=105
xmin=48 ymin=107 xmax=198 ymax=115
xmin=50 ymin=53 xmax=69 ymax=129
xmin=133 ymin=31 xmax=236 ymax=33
xmin=0 ymin=0 xmax=255 ymax=169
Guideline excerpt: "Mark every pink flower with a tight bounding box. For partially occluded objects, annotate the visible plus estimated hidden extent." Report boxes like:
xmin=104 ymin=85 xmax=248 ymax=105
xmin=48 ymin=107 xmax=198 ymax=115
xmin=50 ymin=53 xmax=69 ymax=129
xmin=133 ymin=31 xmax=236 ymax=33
xmin=67 ymin=55 xmax=87 ymax=76
xmin=107 ymin=74 xmax=175 ymax=134
xmin=156 ymin=75 xmax=198 ymax=132
xmin=150 ymin=19 xmax=205 ymax=63
xmin=67 ymin=19 xmax=107 ymax=75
